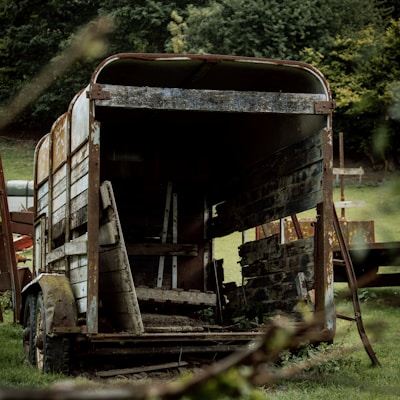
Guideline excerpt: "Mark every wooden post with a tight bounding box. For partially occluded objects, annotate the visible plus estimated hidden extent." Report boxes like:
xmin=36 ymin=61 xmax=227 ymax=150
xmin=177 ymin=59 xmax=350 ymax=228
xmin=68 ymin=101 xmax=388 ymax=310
xmin=339 ymin=132 xmax=346 ymax=219
xmin=0 ymin=155 xmax=21 ymax=323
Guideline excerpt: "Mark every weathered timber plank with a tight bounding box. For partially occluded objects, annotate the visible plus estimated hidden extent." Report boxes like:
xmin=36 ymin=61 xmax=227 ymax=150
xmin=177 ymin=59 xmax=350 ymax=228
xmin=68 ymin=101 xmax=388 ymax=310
xmin=334 ymin=201 xmax=366 ymax=208
xmin=76 ymin=297 xmax=86 ymax=314
xmin=100 ymin=270 xmax=134 ymax=293
xmin=98 ymin=180 xmax=144 ymax=334
xmin=37 ymin=180 xmax=49 ymax=199
xmin=52 ymin=191 xmax=66 ymax=214
xmin=70 ymin=189 xmax=88 ymax=214
xmin=71 ymin=155 xmax=89 ymax=184
xmin=242 ymin=253 xmax=314 ymax=278
xmin=245 ymin=278 xmax=295 ymax=295
xmin=95 ymin=361 xmax=189 ymax=378
xmin=333 ymin=166 xmax=364 ymax=175
xmin=52 ymin=164 xmax=67 ymax=195
xmin=10 ymin=221 xmax=33 ymax=236
xmin=70 ymin=190 xmax=88 ymax=230
xmin=46 ymin=239 xmax=88 ymax=264
xmin=71 ymin=173 xmax=88 ymax=200
xmin=126 ymin=243 xmax=198 ymax=256
xmin=208 ymin=132 xmax=325 ymax=237
xmin=69 ymin=263 xmax=88 ymax=285
xmin=52 ymin=203 xmax=66 ymax=226
xmin=10 ymin=211 xmax=33 ymax=225
xmin=71 ymin=280 xmax=87 ymax=300
xmin=210 ymin=164 xmax=323 ymax=237
xmin=99 ymin=220 xmax=119 ymax=246
xmin=135 ymin=287 xmax=217 ymax=306
xmin=209 ymin=132 xmax=323 ymax=205
xmin=95 ymin=84 xmax=327 ymax=114
xmin=52 ymin=217 xmax=66 ymax=240
xmin=37 ymin=191 xmax=49 ymax=215
xmin=239 ymin=236 xmax=314 ymax=265
xmin=245 ymin=133 xmax=323 ymax=190
xmin=71 ymin=143 xmax=89 ymax=166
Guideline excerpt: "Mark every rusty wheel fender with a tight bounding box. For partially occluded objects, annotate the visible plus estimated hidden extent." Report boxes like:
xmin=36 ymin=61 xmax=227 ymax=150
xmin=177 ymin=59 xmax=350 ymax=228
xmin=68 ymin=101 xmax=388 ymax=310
xmin=23 ymin=273 xmax=78 ymax=336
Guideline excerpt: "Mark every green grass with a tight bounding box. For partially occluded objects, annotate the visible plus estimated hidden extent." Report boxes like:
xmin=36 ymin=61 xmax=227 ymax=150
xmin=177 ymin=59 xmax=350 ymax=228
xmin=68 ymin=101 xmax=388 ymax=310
xmin=265 ymin=286 xmax=400 ymax=400
xmin=0 ymin=136 xmax=36 ymax=181
xmin=0 ymin=310 xmax=66 ymax=388
xmin=332 ymin=179 xmax=400 ymax=242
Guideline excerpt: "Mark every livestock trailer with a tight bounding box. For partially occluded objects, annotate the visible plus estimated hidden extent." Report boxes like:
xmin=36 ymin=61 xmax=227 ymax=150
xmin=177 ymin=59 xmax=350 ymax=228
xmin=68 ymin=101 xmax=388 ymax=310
xmin=20 ymin=53 xmax=336 ymax=374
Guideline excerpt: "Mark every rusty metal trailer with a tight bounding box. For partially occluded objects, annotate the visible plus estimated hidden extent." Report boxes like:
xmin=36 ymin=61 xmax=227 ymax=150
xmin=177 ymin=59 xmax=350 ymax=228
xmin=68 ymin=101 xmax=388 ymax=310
xmin=18 ymin=53 xmax=336 ymax=374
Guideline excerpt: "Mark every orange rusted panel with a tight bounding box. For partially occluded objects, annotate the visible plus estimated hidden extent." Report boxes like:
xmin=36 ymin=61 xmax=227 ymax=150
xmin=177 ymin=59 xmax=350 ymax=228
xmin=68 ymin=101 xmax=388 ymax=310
xmin=257 ymin=218 xmax=375 ymax=246
xmin=35 ymin=134 xmax=50 ymax=184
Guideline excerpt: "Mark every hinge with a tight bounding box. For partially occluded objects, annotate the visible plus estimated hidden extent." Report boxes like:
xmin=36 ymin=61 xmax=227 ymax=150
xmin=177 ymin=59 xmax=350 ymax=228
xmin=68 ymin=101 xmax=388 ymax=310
xmin=86 ymin=83 xmax=111 ymax=100
xmin=314 ymin=100 xmax=336 ymax=114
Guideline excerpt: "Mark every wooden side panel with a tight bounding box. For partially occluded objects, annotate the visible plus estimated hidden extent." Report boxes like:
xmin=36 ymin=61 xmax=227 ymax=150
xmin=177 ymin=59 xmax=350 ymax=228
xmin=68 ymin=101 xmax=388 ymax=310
xmin=210 ymin=133 xmax=324 ymax=237
xmin=36 ymin=181 xmax=49 ymax=218
xmin=98 ymin=181 xmax=144 ymax=334
xmin=51 ymin=164 xmax=67 ymax=239
xmin=69 ymin=144 xmax=89 ymax=230
xmin=70 ymin=254 xmax=88 ymax=314
xmin=235 ymin=235 xmax=315 ymax=315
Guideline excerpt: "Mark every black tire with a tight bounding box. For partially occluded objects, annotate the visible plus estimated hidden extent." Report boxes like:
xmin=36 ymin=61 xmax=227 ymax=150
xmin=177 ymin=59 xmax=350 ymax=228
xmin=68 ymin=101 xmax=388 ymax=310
xmin=22 ymin=293 xmax=37 ymax=366
xmin=35 ymin=291 xmax=71 ymax=374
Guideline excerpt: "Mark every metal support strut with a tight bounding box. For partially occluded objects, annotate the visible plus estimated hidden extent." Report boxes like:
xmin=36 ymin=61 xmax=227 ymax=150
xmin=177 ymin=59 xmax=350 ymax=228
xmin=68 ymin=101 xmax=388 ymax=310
xmin=333 ymin=205 xmax=381 ymax=367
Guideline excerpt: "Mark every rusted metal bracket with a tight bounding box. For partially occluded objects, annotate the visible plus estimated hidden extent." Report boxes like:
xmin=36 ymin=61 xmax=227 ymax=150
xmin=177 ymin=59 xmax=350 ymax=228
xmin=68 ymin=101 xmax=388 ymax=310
xmin=333 ymin=205 xmax=381 ymax=367
xmin=314 ymin=100 xmax=336 ymax=114
xmin=86 ymin=83 xmax=111 ymax=100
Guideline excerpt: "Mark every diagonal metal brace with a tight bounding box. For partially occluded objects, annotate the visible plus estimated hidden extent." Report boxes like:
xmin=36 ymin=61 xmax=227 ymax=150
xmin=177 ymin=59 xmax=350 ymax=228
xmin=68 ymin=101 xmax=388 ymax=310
xmin=333 ymin=205 xmax=381 ymax=367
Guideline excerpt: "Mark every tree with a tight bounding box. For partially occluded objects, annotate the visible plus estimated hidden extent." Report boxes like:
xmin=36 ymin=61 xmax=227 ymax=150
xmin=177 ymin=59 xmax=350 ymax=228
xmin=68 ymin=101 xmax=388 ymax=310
xmin=0 ymin=0 xmax=103 ymax=133
xmin=0 ymin=0 xmax=207 ymax=133
xmin=302 ymin=19 xmax=400 ymax=168
xmin=166 ymin=0 xmax=388 ymax=60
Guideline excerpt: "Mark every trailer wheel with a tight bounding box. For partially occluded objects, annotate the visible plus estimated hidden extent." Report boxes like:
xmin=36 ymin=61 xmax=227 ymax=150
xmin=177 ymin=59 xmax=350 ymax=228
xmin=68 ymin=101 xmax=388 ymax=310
xmin=35 ymin=292 xmax=71 ymax=374
xmin=22 ymin=293 xmax=37 ymax=365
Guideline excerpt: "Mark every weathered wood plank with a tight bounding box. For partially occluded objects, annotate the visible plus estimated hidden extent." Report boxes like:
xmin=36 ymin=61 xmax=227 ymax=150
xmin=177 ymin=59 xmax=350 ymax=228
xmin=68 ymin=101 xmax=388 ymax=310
xmin=95 ymin=84 xmax=328 ymax=114
xmin=333 ymin=167 xmax=364 ymax=176
xmin=71 ymin=280 xmax=87 ymax=300
xmin=99 ymin=220 xmax=119 ymax=246
xmin=239 ymin=235 xmax=314 ymax=265
xmin=95 ymin=361 xmax=189 ymax=378
xmin=70 ymin=190 xmax=88 ymax=230
xmin=208 ymin=132 xmax=325 ymax=237
xmin=242 ymin=253 xmax=314 ymax=278
xmin=98 ymin=180 xmax=144 ymax=334
xmin=135 ymin=287 xmax=216 ymax=306
xmin=36 ymin=191 xmax=49 ymax=215
xmin=52 ymin=191 xmax=66 ymax=214
xmin=334 ymin=201 xmax=366 ymax=208
xmin=69 ymin=253 xmax=88 ymax=287
xmin=71 ymin=153 xmax=89 ymax=184
xmin=210 ymin=163 xmax=323 ymax=237
xmin=243 ymin=133 xmax=323 ymax=192
xmin=71 ymin=173 xmax=88 ymax=200
xmin=46 ymin=239 xmax=87 ymax=264
xmin=71 ymin=143 xmax=89 ymax=166
xmin=126 ymin=243 xmax=198 ymax=256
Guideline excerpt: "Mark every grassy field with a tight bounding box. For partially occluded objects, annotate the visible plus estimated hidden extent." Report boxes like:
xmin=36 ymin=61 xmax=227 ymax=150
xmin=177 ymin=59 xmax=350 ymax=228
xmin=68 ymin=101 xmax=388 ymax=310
xmin=0 ymin=136 xmax=36 ymax=181
xmin=1 ymin=136 xmax=400 ymax=398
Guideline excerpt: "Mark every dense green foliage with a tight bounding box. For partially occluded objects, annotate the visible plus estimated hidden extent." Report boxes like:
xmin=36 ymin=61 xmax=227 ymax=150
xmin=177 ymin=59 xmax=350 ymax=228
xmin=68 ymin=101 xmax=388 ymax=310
xmin=302 ymin=17 xmax=400 ymax=168
xmin=1 ymin=0 xmax=400 ymax=166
